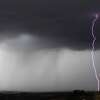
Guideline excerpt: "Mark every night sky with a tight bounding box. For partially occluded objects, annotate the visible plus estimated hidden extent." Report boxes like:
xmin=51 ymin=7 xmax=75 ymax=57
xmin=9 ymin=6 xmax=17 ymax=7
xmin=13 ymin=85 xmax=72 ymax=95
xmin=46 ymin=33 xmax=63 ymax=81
xmin=0 ymin=0 xmax=100 ymax=91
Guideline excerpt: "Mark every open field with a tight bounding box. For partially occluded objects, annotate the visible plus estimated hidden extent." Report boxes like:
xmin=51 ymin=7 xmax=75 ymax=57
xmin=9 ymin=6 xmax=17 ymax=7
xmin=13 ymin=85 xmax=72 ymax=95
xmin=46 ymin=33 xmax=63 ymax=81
xmin=0 ymin=90 xmax=99 ymax=100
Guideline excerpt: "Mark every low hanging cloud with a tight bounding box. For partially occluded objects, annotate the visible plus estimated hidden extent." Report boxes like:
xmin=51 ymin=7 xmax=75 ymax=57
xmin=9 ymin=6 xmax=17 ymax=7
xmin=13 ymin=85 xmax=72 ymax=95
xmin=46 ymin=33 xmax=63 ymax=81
xmin=0 ymin=34 xmax=99 ymax=91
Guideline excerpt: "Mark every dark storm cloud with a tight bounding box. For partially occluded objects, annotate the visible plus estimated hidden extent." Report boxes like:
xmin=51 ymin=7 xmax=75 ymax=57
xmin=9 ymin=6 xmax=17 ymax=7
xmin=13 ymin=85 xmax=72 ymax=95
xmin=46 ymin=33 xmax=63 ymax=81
xmin=0 ymin=0 xmax=100 ymax=50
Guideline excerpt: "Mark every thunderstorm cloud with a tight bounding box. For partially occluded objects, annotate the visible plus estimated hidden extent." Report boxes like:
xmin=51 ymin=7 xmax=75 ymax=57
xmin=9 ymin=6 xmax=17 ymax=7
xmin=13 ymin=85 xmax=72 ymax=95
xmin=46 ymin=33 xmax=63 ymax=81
xmin=0 ymin=0 xmax=100 ymax=49
xmin=0 ymin=0 xmax=99 ymax=91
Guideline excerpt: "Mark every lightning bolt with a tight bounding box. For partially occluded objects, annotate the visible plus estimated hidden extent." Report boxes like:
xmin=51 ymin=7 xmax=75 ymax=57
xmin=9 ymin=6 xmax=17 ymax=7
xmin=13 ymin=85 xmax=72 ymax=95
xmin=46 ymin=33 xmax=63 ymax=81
xmin=91 ymin=14 xmax=100 ymax=92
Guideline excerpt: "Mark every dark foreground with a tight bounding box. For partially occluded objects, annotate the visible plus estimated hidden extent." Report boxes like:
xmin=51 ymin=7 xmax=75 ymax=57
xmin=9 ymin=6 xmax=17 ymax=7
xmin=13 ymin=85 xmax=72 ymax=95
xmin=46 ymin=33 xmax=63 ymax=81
xmin=0 ymin=90 xmax=100 ymax=100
